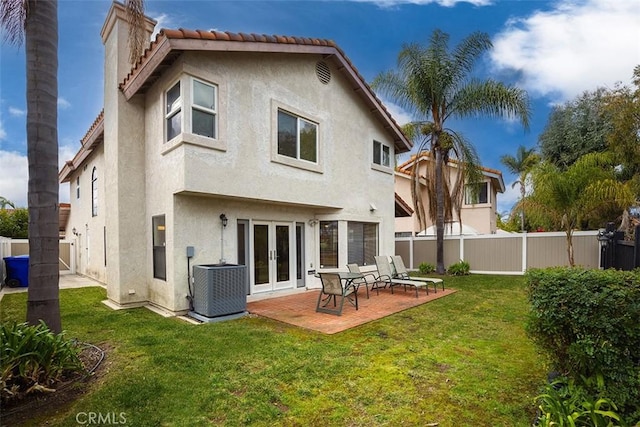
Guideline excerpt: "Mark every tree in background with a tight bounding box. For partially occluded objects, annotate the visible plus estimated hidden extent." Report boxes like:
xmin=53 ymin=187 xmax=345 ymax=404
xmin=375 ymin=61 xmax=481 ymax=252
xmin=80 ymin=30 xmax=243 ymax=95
xmin=538 ymin=88 xmax=611 ymax=170
xmin=524 ymin=153 xmax=634 ymax=266
xmin=604 ymin=65 xmax=640 ymax=196
xmin=373 ymin=29 xmax=530 ymax=273
xmin=500 ymin=145 xmax=539 ymax=232
xmin=0 ymin=208 xmax=29 ymax=239
xmin=1 ymin=0 xmax=147 ymax=333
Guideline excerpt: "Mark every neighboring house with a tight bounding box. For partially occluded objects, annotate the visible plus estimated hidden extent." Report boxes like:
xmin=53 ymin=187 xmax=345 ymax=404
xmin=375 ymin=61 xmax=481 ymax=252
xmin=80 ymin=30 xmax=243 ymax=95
xmin=395 ymin=153 xmax=505 ymax=236
xmin=59 ymin=2 xmax=411 ymax=314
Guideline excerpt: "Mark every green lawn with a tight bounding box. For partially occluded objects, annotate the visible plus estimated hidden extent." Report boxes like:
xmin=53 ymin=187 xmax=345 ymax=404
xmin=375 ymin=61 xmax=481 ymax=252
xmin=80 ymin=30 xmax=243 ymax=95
xmin=1 ymin=275 xmax=547 ymax=426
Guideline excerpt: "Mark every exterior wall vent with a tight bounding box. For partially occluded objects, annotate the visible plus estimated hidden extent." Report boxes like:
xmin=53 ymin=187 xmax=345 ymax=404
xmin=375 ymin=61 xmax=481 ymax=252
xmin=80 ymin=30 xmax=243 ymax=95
xmin=316 ymin=61 xmax=331 ymax=85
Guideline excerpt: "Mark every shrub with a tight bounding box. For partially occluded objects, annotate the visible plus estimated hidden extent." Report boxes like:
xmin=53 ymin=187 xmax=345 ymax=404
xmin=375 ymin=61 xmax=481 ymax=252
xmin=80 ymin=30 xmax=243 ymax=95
xmin=526 ymin=267 xmax=640 ymax=423
xmin=535 ymin=375 xmax=626 ymax=427
xmin=447 ymin=260 xmax=470 ymax=276
xmin=418 ymin=262 xmax=435 ymax=274
xmin=1 ymin=321 xmax=84 ymax=403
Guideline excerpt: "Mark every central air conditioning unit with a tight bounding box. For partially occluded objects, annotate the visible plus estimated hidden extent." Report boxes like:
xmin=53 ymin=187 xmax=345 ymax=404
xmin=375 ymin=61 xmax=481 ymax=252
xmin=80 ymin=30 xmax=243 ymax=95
xmin=191 ymin=264 xmax=246 ymax=319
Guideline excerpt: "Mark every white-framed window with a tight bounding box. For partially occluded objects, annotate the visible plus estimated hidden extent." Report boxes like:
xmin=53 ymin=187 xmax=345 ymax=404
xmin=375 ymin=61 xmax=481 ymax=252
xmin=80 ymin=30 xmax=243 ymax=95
xmin=464 ymin=182 xmax=489 ymax=205
xmin=165 ymin=81 xmax=182 ymax=141
xmin=347 ymin=222 xmax=378 ymax=266
xmin=277 ymin=109 xmax=318 ymax=163
xmin=191 ymin=78 xmax=217 ymax=139
xmin=165 ymin=77 xmax=218 ymax=142
xmin=76 ymin=177 xmax=80 ymax=199
xmin=373 ymin=140 xmax=390 ymax=167
xmin=91 ymin=167 xmax=98 ymax=217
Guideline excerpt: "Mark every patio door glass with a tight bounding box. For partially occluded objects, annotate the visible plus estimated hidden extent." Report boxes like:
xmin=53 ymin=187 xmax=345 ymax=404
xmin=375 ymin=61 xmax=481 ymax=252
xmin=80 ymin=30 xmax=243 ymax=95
xmin=253 ymin=222 xmax=293 ymax=293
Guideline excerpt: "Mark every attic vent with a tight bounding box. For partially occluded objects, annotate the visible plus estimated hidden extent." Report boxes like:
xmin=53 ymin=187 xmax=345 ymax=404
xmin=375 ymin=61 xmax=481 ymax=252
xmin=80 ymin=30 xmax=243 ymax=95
xmin=315 ymin=61 xmax=331 ymax=84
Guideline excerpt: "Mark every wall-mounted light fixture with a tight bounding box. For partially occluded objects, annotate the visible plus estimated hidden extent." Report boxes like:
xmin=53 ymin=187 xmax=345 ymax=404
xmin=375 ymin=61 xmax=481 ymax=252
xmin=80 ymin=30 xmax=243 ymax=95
xmin=72 ymin=227 xmax=78 ymax=236
xmin=219 ymin=213 xmax=228 ymax=227
xmin=369 ymin=203 xmax=377 ymax=212
xmin=308 ymin=219 xmax=318 ymax=227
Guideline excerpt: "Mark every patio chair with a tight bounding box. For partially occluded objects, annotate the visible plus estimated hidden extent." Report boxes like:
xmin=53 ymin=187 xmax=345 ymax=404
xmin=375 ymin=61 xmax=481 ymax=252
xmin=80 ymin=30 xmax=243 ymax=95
xmin=391 ymin=255 xmax=444 ymax=292
xmin=347 ymin=263 xmax=386 ymax=298
xmin=374 ymin=255 xmax=429 ymax=298
xmin=316 ymin=272 xmax=359 ymax=316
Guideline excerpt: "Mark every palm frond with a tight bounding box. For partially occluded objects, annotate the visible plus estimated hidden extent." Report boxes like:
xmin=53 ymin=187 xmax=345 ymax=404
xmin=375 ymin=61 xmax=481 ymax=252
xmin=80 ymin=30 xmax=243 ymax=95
xmin=450 ymin=79 xmax=531 ymax=130
xmin=125 ymin=0 xmax=147 ymax=65
xmin=0 ymin=0 xmax=27 ymax=46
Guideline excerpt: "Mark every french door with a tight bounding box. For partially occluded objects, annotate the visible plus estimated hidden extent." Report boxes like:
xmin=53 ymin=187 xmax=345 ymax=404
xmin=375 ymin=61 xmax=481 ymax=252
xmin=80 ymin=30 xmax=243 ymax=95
xmin=252 ymin=221 xmax=294 ymax=293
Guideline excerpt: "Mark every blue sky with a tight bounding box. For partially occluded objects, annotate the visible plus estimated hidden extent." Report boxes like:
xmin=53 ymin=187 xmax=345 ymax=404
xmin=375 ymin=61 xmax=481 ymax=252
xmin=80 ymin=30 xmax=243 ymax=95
xmin=0 ymin=0 xmax=638 ymax=215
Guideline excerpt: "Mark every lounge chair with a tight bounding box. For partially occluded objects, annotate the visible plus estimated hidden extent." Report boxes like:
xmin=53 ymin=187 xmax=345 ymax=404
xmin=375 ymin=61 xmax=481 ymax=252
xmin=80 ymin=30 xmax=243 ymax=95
xmin=346 ymin=263 xmax=386 ymax=297
xmin=316 ymin=272 xmax=358 ymax=316
xmin=391 ymin=255 xmax=444 ymax=292
xmin=374 ymin=256 xmax=430 ymax=298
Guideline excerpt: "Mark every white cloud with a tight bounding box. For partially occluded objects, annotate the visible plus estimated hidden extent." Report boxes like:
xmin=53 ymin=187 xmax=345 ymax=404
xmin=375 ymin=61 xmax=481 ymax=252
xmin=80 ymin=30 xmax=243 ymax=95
xmin=490 ymin=0 xmax=640 ymax=103
xmin=0 ymin=150 xmax=28 ymax=208
xmin=0 ymin=143 xmax=78 ymax=209
xmin=358 ymin=0 xmax=491 ymax=7
xmin=497 ymin=181 xmax=520 ymax=215
xmin=381 ymin=99 xmax=413 ymax=126
xmin=150 ymin=12 xmax=179 ymax=39
xmin=58 ymin=97 xmax=71 ymax=109
xmin=9 ymin=107 xmax=25 ymax=117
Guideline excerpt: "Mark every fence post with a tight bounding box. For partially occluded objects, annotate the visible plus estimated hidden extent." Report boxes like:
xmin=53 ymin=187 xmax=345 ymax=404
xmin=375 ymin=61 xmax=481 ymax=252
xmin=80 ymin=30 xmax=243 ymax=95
xmin=522 ymin=232 xmax=527 ymax=273
xmin=635 ymin=225 xmax=640 ymax=269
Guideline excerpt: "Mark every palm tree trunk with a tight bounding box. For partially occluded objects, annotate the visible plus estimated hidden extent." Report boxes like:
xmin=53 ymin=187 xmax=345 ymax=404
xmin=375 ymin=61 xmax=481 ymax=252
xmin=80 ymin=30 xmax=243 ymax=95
xmin=565 ymin=229 xmax=575 ymax=267
xmin=435 ymin=145 xmax=445 ymax=274
xmin=520 ymin=183 xmax=526 ymax=232
xmin=25 ymin=0 xmax=61 ymax=333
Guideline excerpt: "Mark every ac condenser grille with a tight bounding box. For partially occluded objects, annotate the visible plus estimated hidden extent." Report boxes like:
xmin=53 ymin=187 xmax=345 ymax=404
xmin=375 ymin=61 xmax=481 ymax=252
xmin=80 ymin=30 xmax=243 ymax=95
xmin=192 ymin=264 xmax=246 ymax=317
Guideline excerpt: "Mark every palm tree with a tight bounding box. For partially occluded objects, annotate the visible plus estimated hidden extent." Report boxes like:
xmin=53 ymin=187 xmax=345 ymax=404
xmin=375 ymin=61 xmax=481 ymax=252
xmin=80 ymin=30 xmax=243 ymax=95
xmin=525 ymin=153 xmax=634 ymax=266
xmin=373 ymin=30 xmax=530 ymax=274
xmin=0 ymin=197 xmax=16 ymax=209
xmin=500 ymin=145 xmax=539 ymax=231
xmin=1 ymin=0 xmax=147 ymax=333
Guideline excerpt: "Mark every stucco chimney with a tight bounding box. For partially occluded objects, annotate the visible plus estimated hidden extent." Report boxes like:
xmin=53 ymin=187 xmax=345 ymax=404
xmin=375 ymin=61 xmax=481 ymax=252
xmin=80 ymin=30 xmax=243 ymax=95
xmin=100 ymin=2 xmax=156 ymax=307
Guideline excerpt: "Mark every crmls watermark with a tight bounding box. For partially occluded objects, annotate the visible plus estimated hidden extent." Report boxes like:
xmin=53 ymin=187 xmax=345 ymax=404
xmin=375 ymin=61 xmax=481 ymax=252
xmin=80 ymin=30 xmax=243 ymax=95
xmin=75 ymin=412 xmax=127 ymax=425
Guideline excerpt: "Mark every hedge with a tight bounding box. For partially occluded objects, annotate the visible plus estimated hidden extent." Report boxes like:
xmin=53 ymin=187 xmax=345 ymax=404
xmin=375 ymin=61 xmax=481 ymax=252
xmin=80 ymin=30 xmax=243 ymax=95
xmin=525 ymin=267 xmax=640 ymax=422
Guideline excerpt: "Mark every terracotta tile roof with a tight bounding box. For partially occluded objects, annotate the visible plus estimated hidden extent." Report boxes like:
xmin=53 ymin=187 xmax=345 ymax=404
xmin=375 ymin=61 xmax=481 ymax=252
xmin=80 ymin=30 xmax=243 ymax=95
xmin=59 ymin=110 xmax=104 ymax=183
xmin=119 ymin=28 xmax=411 ymax=152
xmin=397 ymin=152 xmax=505 ymax=192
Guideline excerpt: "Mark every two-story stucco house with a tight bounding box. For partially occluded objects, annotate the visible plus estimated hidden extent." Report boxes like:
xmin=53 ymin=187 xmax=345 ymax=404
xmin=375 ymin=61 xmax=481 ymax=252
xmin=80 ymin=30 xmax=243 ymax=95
xmin=395 ymin=153 xmax=505 ymax=236
xmin=59 ymin=2 xmax=411 ymax=315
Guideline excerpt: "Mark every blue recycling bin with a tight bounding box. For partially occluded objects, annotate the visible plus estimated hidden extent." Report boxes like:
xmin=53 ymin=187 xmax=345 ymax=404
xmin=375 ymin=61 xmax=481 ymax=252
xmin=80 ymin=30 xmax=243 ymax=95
xmin=3 ymin=255 xmax=29 ymax=287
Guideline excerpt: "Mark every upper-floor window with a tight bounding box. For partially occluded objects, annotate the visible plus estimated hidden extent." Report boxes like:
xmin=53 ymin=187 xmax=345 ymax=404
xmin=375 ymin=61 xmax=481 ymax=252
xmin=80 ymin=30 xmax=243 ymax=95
xmin=373 ymin=140 xmax=390 ymax=167
xmin=166 ymin=81 xmax=182 ymax=141
xmin=192 ymin=79 xmax=216 ymax=139
xmin=277 ymin=109 xmax=317 ymax=163
xmin=76 ymin=177 xmax=80 ymax=199
xmin=165 ymin=77 xmax=218 ymax=142
xmin=91 ymin=167 xmax=98 ymax=217
xmin=464 ymin=182 xmax=489 ymax=205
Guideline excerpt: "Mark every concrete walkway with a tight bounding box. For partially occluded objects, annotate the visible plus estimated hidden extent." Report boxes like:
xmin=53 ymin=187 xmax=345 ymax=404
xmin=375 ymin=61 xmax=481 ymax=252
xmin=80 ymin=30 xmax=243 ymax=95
xmin=0 ymin=272 xmax=105 ymax=302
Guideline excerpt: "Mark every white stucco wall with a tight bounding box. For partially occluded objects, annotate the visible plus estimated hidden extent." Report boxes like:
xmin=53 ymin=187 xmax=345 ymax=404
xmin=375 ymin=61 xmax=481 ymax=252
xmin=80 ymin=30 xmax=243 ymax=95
xmin=65 ymin=145 xmax=107 ymax=283
xmin=137 ymin=51 xmax=397 ymax=312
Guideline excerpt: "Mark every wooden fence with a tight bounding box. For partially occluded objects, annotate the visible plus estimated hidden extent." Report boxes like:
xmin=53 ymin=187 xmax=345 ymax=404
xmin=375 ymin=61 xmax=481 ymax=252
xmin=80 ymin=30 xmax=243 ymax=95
xmin=395 ymin=230 xmax=600 ymax=274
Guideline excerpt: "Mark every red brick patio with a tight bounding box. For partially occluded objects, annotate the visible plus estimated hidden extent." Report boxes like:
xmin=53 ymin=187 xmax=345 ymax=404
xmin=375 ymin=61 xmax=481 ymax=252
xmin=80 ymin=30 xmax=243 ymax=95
xmin=247 ymin=286 xmax=456 ymax=334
